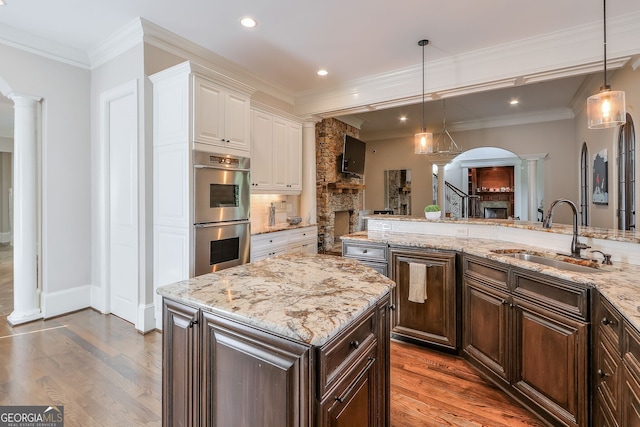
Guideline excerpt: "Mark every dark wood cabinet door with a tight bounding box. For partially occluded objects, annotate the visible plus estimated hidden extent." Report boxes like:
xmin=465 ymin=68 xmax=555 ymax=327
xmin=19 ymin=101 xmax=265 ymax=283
xmin=622 ymin=365 xmax=640 ymax=427
xmin=462 ymin=278 xmax=510 ymax=384
xmin=163 ymin=299 xmax=201 ymax=427
xmin=595 ymin=333 xmax=621 ymax=426
xmin=512 ymin=298 xmax=588 ymax=427
xmin=390 ymin=248 xmax=457 ymax=350
xmin=320 ymin=346 xmax=378 ymax=427
xmin=201 ymin=312 xmax=311 ymax=427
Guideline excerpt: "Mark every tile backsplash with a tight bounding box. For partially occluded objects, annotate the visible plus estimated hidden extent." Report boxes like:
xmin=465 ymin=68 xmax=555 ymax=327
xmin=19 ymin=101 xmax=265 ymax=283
xmin=250 ymin=194 xmax=300 ymax=228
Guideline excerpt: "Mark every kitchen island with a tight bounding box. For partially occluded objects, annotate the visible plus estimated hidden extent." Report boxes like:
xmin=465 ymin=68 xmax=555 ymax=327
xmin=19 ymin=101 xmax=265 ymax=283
xmin=157 ymin=253 xmax=394 ymax=427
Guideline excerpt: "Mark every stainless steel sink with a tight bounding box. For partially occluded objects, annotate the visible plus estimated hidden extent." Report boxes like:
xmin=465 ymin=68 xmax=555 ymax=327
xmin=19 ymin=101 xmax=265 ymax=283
xmin=494 ymin=252 xmax=601 ymax=273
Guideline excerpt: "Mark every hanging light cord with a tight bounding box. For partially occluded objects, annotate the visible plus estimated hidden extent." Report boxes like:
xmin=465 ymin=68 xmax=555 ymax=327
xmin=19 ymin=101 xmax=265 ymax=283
xmin=420 ymin=40 xmax=426 ymax=132
xmin=602 ymin=0 xmax=609 ymax=90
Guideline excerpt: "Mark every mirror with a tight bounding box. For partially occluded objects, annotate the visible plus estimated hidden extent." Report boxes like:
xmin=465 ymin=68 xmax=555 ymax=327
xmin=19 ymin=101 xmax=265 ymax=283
xmin=383 ymin=169 xmax=411 ymax=215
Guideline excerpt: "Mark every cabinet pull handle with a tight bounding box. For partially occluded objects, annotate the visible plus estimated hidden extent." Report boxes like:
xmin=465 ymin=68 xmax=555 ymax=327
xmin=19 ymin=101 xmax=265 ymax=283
xmin=189 ymin=319 xmax=198 ymax=328
xmin=335 ymin=357 xmax=376 ymax=403
xmin=350 ymin=340 xmax=360 ymax=349
xmin=501 ymin=299 xmax=508 ymax=305
xmin=601 ymin=317 xmax=617 ymax=326
xmin=509 ymin=303 xmax=515 ymax=308
xmin=362 ymin=249 xmax=368 ymax=253
xmin=597 ymin=369 xmax=610 ymax=378
xmin=389 ymin=304 xmax=396 ymax=310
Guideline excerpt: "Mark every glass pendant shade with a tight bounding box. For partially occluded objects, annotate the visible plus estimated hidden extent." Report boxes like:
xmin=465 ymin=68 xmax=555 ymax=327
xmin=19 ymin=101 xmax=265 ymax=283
xmin=587 ymin=89 xmax=626 ymax=129
xmin=415 ymin=131 xmax=434 ymax=154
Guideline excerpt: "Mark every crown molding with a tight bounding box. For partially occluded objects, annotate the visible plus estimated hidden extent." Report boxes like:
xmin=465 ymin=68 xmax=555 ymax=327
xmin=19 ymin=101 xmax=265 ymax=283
xmin=0 ymin=23 xmax=90 ymax=69
xmin=140 ymin=18 xmax=296 ymax=106
xmin=294 ymin=11 xmax=640 ymax=118
xmin=361 ymin=108 xmax=575 ymax=142
xmin=88 ymin=18 xmax=144 ymax=69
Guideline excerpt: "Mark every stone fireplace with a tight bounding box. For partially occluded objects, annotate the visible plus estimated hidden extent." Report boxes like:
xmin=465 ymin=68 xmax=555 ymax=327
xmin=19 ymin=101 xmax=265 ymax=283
xmin=316 ymin=118 xmax=364 ymax=252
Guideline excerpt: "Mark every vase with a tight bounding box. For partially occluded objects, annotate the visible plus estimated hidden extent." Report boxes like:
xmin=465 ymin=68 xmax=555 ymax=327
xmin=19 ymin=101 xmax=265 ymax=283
xmin=425 ymin=211 xmax=441 ymax=220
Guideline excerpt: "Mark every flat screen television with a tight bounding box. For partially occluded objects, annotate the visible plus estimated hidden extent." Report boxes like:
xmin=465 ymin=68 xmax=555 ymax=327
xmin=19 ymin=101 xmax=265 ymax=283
xmin=341 ymin=135 xmax=366 ymax=176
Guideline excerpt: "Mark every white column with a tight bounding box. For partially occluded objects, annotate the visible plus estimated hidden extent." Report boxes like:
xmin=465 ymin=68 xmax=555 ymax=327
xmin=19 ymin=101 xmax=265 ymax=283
xmin=435 ymin=161 xmax=448 ymax=218
xmin=7 ymin=93 xmax=42 ymax=326
xmin=300 ymin=121 xmax=317 ymax=225
xmin=519 ymin=154 xmax=548 ymax=222
xmin=526 ymin=158 xmax=539 ymax=222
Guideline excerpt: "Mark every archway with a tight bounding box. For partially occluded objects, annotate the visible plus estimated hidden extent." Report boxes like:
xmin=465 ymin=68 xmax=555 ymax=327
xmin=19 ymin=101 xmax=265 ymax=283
xmin=444 ymin=147 xmax=542 ymax=221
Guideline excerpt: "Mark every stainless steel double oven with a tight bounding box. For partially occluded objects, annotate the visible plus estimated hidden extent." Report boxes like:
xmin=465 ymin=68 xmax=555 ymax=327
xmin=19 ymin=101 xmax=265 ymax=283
xmin=193 ymin=150 xmax=250 ymax=276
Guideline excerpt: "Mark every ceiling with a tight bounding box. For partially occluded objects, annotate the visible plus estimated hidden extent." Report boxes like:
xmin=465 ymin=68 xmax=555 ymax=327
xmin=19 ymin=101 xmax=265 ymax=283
xmin=0 ymin=0 xmax=638 ymax=138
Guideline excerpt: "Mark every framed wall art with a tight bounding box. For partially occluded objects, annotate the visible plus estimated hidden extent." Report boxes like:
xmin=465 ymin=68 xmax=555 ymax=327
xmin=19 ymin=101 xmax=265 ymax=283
xmin=592 ymin=148 xmax=608 ymax=205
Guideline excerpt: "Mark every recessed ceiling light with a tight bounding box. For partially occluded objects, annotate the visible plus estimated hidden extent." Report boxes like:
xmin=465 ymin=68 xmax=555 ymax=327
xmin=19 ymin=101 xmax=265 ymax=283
xmin=317 ymin=69 xmax=328 ymax=76
xmin=510 ymin=99 xmax=519 ymax=105
xmin=240 ymin=17 xmax=257 ymax=28
xmin=400 ymin=116 xmax=407 ymax=122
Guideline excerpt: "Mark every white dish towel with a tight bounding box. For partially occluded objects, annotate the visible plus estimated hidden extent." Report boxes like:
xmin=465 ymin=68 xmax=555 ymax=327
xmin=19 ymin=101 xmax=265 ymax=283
xmin=408 ymin=262 xmax=428 ymax=303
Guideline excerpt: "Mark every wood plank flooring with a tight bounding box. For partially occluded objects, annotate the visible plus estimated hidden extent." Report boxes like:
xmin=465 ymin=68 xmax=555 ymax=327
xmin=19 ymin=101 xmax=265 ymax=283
xmin=0 ymin=246 xmax=545 ymax=426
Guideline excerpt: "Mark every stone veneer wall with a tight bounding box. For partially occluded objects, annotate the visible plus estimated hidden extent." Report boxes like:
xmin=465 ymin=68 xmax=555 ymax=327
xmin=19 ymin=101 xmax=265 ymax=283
xmin=316 ymin=118 xmax=364 ymax=251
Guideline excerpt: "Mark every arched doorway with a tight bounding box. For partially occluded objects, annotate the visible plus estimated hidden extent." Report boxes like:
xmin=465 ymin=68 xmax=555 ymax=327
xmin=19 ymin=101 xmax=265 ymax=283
xmin=445 ymin=147 xmax=529 ymax=220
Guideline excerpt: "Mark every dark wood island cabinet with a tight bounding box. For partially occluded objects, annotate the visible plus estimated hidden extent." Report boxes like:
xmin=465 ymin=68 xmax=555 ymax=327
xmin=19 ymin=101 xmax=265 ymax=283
xmin=158 ymin=253 xmax=394 ymax=427
xmin=463 ymin=254 xmax=590 ymax=427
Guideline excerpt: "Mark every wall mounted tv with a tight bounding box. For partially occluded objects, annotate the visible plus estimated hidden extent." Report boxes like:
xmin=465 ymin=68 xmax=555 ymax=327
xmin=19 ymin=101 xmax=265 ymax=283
xmin=341 ymin=135 xmax=366 ymax=176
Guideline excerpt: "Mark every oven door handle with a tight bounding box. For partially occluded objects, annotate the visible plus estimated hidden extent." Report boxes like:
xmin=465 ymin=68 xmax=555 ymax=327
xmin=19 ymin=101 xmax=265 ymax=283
xmin=193 ymin=164 xmax=251 ymax=173
xmin=194 ymin=220 xmax=251 ymax=229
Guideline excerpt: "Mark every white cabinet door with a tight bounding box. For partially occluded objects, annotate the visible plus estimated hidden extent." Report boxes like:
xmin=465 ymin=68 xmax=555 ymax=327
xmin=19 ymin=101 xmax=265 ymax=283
xmin=272 ymin=117 xmax=289 ymax=191
xmin=193 ymin=76 xmax=250 ymax=154
xmin=286 ymin=122 xmax=302 ymax=191
xmin=193 ymin=76 xmax=224 ymax=146
xmin=251 ymin=110 xmax=273 ymax=189
xmin=224 ymin=91 xmax=250 ymax=152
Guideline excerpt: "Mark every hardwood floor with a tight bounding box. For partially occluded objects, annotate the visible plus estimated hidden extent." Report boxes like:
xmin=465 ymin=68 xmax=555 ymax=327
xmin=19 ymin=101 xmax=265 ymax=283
xmin=0 ymin=246 xmax=544 ymax=426
xmin=390 ymin=340 xmax=545 ymax=427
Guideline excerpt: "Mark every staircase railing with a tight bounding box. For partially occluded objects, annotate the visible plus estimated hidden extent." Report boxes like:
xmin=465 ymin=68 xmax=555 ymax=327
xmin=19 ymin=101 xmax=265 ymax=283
xmin=432 ymin=174 xmax=477 ymax=218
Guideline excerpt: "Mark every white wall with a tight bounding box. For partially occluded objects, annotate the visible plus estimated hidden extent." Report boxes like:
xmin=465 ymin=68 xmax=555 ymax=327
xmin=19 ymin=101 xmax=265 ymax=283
xmin=0 ymin=43 xmax=91 ymax=312
xmin=574 ymin=62 xmax=640 ymax=229
xmin=365 ymin=119 xmax=577 ymax=224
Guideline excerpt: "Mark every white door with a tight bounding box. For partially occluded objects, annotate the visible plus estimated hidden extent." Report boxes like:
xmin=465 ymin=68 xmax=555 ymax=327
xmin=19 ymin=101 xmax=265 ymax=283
xmin=105 ymin=84 xmax=138 ymax=323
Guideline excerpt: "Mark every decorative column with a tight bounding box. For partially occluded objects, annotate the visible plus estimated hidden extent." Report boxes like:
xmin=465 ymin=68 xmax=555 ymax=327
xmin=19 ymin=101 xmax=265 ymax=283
xmin=521 ymin=154 xmax=548 ymax=222
xmin=7 ymin=93 xmax=42 ymax=326
xmin=300 ymin=120 xmax=318 ymax=225
xmin=434 ymin=160 xmax=448 ymax=218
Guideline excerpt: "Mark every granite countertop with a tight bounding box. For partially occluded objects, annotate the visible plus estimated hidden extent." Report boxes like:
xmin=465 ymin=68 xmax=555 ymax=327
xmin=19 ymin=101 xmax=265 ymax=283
xmin=364 ymin=215 xmax=640 ymax=244
xmin=251 ymin=222 xmax=317 ymax=235
xmin=156 ymin=253 xmax=394 ymax=346
xmin=342 ymin=230 xmax=640 ymax=332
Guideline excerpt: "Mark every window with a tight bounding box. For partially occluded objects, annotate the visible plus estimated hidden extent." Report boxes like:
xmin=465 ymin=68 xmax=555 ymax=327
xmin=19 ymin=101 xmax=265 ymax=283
xmin=580 ymin=142 xmax=589 ymax=226
xmin=617 ymin=113 xmax=636 ymax=230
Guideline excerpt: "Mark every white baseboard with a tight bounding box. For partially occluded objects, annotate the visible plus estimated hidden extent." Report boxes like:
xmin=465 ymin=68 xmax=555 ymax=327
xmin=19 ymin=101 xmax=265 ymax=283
xmin=42 ymin=285 xmax=92 ymax=319
xmin=90 ymin=283 xmax=106 ymax=313
xmin=136 ymin=303 xmax=157 ymax=333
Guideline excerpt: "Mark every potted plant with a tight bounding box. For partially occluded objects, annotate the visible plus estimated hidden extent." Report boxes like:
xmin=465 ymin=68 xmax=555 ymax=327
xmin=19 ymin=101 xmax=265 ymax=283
xmin=424 ymin=204 xmax=441 ymax=220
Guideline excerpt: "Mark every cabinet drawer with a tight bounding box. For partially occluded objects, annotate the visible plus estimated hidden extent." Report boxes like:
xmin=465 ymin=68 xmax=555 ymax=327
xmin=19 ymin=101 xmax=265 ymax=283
xmin=252 ymin=232 xmax=288 ymax=247
xmin=463 ymin=255 xmax=508 ymax=290
xmin=317 ymin=306 xmax=377 ymax=398
xmin=289 ymin=226 xmax=317 ymax=243
xmin=512 ymin=270 xmax=589 ymax=321
xmin=343 ymin=242 xmax=387 ymax=262
xmin=598 ymin=295 xmax=623 ymax=348
xmin=359 ymin=261 xmax=388 ymax=277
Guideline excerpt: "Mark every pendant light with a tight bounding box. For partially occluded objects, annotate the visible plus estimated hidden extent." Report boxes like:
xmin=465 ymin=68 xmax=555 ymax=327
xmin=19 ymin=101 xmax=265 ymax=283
xmin=587 ymin=0 xmax=626 ymax=129
xmin=432 ymin=98 xmax=462 ymax=155
xmin=414 ymin=39 xmax=434 ymax=154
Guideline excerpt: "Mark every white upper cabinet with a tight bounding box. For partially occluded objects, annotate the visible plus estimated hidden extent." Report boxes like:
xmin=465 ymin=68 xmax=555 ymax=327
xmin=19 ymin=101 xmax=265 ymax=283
xmin=251 ymin=107 xmax=302 ymax=195
xmin=193 ymin=76 xmax=251 ymax=154
xmin=250 ymin=109 xmax=273 ymax=189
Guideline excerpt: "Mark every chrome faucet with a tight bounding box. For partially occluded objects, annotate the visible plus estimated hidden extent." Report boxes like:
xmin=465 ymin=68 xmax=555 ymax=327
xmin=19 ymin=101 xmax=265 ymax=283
xmin=542 ymin=199 xmax=590 ymax=258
